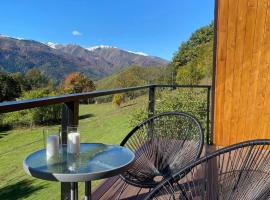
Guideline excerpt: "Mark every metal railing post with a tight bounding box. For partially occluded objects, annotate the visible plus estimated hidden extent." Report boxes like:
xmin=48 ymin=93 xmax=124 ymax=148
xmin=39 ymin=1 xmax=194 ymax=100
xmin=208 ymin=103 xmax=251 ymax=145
xmin=206 ymin=87 xmax=212 ymax=145
xmin=148 ymin=85 xmax=155 ymax=118
xmin=61 ymin=101 xmax=79 ymax=200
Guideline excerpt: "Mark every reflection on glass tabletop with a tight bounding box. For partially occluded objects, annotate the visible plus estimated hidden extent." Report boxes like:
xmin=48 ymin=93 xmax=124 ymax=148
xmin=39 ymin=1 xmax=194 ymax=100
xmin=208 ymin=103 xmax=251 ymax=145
xmin=23 ymin=143 xmax=135 ymax=182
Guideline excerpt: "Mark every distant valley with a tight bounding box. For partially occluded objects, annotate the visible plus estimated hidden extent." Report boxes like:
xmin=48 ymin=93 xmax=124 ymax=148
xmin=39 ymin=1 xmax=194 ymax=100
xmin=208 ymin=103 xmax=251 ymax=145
xmin=0 ymin=35 xmax=168 ymax=83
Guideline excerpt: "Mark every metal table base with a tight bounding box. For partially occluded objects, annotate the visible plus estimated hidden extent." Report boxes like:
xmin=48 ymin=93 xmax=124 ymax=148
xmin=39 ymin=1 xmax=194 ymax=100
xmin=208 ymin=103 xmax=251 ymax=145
xmin=70 ymin=181 xmax=91 ymax=200
xmin=71 ymin=182 xmax=78 ymax=200
xmin=85 ymin=181 xmax=91 ymax=200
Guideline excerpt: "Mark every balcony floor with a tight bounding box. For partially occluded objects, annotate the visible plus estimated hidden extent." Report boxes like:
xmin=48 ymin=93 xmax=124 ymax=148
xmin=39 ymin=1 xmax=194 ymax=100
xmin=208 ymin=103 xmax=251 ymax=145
xmin=92 ymin=145 xmax=216 ymax=200
xmin=92 ymin=176 xmax=149 ymax=200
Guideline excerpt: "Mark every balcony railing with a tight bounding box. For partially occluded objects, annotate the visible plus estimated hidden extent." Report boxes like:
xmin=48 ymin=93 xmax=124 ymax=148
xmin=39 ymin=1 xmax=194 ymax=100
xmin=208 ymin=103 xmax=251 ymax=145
xmin=0 ymin=84 xmax=211 ymax=200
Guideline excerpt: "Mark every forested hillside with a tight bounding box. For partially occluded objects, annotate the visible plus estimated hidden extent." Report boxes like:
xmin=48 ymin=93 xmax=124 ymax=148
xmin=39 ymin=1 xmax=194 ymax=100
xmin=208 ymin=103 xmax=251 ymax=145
xmin=96 ymin=65 xmax=171 ymax=90
xmin=171 ymin=22 xmax=214 ymax=85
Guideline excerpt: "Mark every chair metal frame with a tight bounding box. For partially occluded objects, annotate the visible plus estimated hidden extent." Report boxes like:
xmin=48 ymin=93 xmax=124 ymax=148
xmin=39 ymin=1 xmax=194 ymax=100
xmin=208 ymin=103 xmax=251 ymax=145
xmin=144 ymin=139 xmax=270 ymax=200
xmin=120 ymin=112 xmax=204 ymax=189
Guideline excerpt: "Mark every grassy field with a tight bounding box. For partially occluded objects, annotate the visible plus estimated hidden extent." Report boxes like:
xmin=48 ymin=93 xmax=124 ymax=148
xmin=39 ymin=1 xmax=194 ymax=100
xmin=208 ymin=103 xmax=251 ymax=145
xmin=0 ymin=96 xmax=147 ymax=200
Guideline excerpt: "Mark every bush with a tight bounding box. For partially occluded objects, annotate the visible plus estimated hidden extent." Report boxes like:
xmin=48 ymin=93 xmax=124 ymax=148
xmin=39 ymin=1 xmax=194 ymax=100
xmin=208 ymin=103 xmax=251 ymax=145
xmin=4 ymin=88 xmax=61 ymax=127
xmin=112 ymin=93 xmax=125 ymax=108
xmin=94 ymin=95 xmax=113 ymax=104
xmin=129 ymin=89 xmax=208 ymax=137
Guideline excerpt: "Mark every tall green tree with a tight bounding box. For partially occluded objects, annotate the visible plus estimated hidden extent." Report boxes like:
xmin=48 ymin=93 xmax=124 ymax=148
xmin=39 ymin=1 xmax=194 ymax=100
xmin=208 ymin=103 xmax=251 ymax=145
xmin=11 ymin=72 xmax=31 ymax=91
xmin=172 ymin=22 xmax=214 ymax=69
xmin=25 ymin=68 xmax=50 ymax=89
xmin=0 ymin=71 xmax=21 ymax=102
xmin=171 ymin=22 xmax=214 ymax=85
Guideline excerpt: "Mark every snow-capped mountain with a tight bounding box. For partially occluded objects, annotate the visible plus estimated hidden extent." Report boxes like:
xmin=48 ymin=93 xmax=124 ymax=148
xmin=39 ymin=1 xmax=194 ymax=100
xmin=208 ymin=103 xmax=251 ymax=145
xmin=54 ymin=44 xmax=168 ymax=76
xmin=0 ymin=35 xmax=168 ymax=83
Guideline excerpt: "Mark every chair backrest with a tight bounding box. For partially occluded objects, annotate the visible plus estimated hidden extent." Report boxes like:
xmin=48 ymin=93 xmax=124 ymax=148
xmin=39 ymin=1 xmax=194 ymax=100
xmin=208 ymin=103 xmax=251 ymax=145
xmin=144 ymin=139 xmax=270 ymax=199
xmin=120 ymin=112 xmax=204 ymax=188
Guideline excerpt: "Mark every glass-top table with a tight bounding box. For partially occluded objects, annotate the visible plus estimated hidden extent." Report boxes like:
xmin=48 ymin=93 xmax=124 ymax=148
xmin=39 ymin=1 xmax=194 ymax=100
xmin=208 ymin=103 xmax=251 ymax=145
xmin=23 ymin=143 xmax=135 ymax=200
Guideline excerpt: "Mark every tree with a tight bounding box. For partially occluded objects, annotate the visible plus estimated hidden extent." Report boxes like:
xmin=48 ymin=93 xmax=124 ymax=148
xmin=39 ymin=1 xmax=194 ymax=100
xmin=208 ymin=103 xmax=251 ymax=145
xmin=171 ymin=22 xmax=214 ymax=85
xmin=172 ymin=22 xmax=214 ymax=69
xmin=0 ymin=71 xmax=21 ymax=102
xmin=25 ymin=68 xmax=50 ymax=89
xmin=11 ymin=72 xmax=31 ymax=91
xmin=61 ymin=72 xmax=95 ymax=94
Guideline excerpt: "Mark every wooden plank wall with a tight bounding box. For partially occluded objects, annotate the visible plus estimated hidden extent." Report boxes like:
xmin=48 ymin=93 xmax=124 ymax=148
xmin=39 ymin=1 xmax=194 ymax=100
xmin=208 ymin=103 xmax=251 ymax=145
xmin=214 ymin=0 xmax=270 ymax=146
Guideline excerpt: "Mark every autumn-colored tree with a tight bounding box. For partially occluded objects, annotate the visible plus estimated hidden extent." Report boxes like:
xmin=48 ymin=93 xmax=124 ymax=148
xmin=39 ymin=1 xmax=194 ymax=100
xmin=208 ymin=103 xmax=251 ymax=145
xmin=61 ymin=72 xmax=95 ymax=94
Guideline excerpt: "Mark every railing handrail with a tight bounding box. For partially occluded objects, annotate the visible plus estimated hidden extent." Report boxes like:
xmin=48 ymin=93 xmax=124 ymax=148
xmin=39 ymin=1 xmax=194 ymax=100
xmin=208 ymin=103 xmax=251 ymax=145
xmin=0 ymin=85 xmax=150 ymax=113
xmin=154 ymin=84 xmax=211 ymax=89
xmin=0 ymin=84 xmax=211 ymax=114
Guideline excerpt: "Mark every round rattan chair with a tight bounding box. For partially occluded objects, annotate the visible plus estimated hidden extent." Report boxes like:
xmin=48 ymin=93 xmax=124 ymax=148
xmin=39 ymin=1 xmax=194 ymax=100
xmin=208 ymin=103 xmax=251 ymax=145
xmin=120 ymin=112 xmax=204 ymax=189
xmin=144 ymin=139 xmax=270 ymax=200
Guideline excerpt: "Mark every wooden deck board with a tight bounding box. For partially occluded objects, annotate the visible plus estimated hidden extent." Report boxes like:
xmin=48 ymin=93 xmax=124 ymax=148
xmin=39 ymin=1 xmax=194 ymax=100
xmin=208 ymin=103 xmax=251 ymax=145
xmin=92 ymin=176 xmax=149 ymax=200
xmin=91 ymin=145 xmax=216 ymax=200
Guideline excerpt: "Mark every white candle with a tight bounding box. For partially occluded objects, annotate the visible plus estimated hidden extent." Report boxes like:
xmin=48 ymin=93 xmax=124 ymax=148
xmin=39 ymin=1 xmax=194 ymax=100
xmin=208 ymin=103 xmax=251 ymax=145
xmin=67 ymin=132 xmax=80 ymax=154
xmin=46 ymin=135 xmax=59 ymax=160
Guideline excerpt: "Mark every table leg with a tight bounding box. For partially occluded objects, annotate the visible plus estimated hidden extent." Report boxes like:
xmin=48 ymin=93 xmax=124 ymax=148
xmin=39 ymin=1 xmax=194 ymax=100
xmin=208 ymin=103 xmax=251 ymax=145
xmin=85 ymin=181 xmax=91 ymax=200
xmin=71 ymin=182 xmax=78 ymax=200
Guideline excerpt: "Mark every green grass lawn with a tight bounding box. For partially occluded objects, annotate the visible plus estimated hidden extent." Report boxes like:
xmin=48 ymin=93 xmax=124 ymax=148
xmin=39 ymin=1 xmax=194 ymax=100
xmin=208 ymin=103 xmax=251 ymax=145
xmin=0 ymin=96 xmax=147 ymax=200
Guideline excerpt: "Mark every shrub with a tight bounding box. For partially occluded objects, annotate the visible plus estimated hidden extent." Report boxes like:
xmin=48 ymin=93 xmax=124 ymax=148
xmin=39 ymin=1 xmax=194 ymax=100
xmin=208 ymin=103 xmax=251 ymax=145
xmin=129 ymin=89 xmax=208 ymax=138
xmin=112 ymin=93 xmax=125 ymax=108
xmin=4 ymin=88 xmax=61 ymax=127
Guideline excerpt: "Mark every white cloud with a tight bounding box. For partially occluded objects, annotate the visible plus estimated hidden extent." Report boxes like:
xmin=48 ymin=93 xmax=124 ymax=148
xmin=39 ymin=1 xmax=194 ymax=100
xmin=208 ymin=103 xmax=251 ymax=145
xmin=72 ymin=30 xmax=82 ymax=36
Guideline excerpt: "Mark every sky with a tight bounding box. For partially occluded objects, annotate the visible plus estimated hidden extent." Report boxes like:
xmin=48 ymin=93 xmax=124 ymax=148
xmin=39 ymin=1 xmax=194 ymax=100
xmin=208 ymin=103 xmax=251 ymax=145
xmin=0 ymin=0 xmax=214 ymax=60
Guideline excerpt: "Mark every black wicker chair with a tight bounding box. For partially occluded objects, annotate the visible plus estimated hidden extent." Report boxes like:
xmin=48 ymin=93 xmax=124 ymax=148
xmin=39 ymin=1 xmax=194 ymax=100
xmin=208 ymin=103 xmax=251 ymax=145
xmin=119 ymin=112 xmax=204 ymax=193
xmin=144 ymin=139 xmax=270 ymax=200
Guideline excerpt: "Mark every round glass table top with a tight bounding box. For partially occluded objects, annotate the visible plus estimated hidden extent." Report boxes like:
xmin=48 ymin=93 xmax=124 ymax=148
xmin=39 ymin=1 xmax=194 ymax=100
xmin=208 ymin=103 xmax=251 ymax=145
xmin=23 ymin=143 xmax=135 ymax=182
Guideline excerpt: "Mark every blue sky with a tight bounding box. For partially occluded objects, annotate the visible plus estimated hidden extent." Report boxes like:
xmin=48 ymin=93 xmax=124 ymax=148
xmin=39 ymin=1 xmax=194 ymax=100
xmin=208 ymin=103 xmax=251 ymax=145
xmin=0 ymin=0 xmax=214 ymax=60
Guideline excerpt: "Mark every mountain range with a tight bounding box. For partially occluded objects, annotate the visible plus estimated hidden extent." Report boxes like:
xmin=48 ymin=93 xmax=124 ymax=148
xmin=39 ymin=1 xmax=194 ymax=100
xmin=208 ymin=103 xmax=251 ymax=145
xmin=0 ymin=35 xmax=168 ymax=83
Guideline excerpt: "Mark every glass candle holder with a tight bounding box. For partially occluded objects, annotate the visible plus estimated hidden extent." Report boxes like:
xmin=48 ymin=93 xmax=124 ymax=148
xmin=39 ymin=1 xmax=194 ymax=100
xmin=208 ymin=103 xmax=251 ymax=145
xmin=43 ymin=128 xmax=61 ymax=162
xmin=67 ymin=126 xmax=80 ymax=155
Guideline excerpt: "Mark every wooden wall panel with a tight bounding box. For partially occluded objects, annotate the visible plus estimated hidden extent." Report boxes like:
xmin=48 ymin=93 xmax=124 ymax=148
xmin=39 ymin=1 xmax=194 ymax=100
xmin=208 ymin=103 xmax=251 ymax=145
xmin=214 ymin=0 xmax=270 ymax=146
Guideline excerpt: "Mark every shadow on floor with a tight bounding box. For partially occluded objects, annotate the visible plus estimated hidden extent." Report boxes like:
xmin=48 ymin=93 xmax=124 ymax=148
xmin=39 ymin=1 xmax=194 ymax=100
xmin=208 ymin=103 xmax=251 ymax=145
xmin=79 ymin=113 xmax=94 ymax=120
xmin=0 ymin=179 xmax=46 ymax=200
